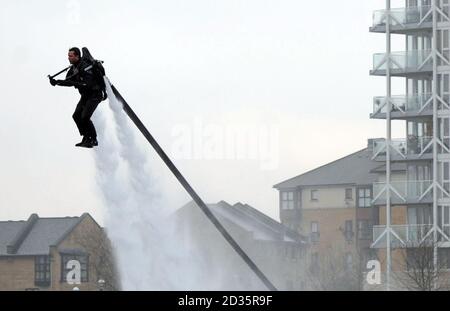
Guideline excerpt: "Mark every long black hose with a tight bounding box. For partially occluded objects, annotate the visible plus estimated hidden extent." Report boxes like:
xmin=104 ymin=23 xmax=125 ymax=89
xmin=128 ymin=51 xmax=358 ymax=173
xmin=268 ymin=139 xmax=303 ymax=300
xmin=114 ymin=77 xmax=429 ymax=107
xmin=109 ymin=83 xmax=277 ymax=291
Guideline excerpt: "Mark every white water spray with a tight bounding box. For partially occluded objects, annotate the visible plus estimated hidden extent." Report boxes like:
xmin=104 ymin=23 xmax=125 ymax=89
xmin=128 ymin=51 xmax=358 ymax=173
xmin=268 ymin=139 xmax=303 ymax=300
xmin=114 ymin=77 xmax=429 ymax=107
xmin=91 ymin=77 xmax=266 ymax=290
xmin=91 ymin=77 xmax=207 ymax=290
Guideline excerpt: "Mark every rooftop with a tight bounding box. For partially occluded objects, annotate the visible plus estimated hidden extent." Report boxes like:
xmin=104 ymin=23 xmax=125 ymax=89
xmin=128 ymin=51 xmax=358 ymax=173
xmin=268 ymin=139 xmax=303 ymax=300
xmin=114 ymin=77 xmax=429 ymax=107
xmin=0 ymin=213 xmax=92 ymax=256
xmin=273 ymin=146 xmax=380 ymax=189
xmin=178 ymin=200 xmax=306 ymax=244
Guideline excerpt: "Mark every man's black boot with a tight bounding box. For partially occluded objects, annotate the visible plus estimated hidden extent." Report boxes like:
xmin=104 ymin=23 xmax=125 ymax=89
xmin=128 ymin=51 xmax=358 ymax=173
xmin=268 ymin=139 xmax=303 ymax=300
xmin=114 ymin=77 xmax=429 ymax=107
xmin=80 ymin=136 xmax=98 ymax=148
xmin=75 ymin=136 xmax=89 ymax=147
xmin=90 ymin=137 xmax=98 ymax=147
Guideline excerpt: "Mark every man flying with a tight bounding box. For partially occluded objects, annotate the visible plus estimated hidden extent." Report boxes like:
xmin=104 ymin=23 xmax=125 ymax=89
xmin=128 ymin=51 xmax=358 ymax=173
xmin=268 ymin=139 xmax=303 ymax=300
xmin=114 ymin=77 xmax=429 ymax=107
xmin=49 ymin=47 xmax=106 ymax=148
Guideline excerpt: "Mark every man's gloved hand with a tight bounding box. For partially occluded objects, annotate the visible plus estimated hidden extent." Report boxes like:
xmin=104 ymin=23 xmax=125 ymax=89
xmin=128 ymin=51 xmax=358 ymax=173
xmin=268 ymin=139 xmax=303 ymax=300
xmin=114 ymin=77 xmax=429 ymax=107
xmin=49 ymin=77 xmax=58 ymax=86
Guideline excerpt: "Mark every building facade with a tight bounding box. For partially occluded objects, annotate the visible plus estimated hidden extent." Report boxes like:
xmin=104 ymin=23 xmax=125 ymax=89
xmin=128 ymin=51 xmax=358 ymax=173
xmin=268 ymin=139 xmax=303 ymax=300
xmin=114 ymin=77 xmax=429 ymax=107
xmin=0 ymin=213 xmax=118 ymax=291
xmin=370 ymin=0 xmax=450 ymax=289
xmin=274 ymin=144 xmax=380 ymax=289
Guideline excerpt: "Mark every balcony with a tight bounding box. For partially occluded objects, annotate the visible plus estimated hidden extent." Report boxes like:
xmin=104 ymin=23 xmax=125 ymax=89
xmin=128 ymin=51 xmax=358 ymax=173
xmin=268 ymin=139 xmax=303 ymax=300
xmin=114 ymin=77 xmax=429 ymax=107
xmin=371 ymin=137 xmax=433 ymax=161
xmin=372 ymin=180 xmax=433 ymax=205
xmin=371 ymin=50 xmax=432 ymax=76
xmin=372 ymin=224 xmax=450 ymax=248
xmin=372 ymin=224 xmax=432 ymax=247
xmin=371 ymin=6 xmax=432 ymax=33
xmin=371 ymin=93 xmax=433 ymax=119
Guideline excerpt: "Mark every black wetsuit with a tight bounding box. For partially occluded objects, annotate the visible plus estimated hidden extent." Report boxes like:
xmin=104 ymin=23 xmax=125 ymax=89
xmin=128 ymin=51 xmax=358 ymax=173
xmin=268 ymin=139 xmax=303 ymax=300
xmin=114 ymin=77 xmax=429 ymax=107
xmin=56 ymin=60 xmax=105 ymax=139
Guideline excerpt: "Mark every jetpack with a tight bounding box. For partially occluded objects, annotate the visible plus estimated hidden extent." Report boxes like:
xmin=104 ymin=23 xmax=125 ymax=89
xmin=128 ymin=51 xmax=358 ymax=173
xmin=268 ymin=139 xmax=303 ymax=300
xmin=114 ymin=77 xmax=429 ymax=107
xmin=80 ymin=47 xmax=106 ymax=79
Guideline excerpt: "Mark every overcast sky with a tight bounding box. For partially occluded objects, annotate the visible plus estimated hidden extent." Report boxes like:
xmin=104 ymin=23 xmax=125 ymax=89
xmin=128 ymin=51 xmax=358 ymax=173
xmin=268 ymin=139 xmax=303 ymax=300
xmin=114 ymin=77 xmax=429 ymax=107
xmin=0 ymin=0 xmax=408 ymax=223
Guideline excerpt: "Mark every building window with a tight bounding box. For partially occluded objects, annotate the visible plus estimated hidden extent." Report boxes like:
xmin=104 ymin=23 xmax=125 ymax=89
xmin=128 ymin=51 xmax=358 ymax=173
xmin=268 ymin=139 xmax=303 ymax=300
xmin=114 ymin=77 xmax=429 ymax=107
xmin=345 ymin=188 xmax=353 ymax=200
xmin=344 ymin=220 xmax=353 ymax=241
xmin=344 ymin=252 xmax=353 ymax=272
xmin=310 ymin=221 xmax=320 ymax=242
xmin=35 ymin=256 xmax=51 ymax=287
xmin=61 ymin=254 xmax=89 ymax=283
xmin=285 ymin=244 xmax=298 ymax=260
xmin=357 ymin=187 xmax=372 ymax=208
xmin=310 ymin=252 xmax=319 ymax=275
xmin=358 ymin=220 xmax=371 ymax=240
xmin=439 ymin=249 xmax=450 ymax=269
xmin=281 ymin=191 xmax=295 ymax=210
xmin=438 ymin=29 xmax=450 ymax=63
xmin=310 ymin=190 xmax=318 ymax=201
xmin=408 ymin=205 xmax=433 ymax=225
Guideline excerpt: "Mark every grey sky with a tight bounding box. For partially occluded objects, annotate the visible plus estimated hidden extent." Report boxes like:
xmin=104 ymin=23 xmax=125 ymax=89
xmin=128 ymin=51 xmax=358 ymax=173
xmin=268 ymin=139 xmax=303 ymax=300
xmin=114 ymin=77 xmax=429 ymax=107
xmin=0 ymin=0 xmax=407 ymax=223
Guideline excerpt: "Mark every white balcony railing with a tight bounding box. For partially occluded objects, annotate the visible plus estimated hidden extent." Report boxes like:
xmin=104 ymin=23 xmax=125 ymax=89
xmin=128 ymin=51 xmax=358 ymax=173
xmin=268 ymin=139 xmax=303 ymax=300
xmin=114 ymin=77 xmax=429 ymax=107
xmin=373 ymin=224 xmax=450 ymax=246
xmin=371 ymin=137 xmax=433 ymax=158
xmin=373 ymin=50 xmax=432 ymax=72
xmin=373 ymin=180 xmax=433 ymax=202
xmin=373 ymin=6 xmax=432 ymax=27
xmin=372 ymin=224 xmax=433 ymax=245
xmin=373 ymin=93 xmax=432 ymax=114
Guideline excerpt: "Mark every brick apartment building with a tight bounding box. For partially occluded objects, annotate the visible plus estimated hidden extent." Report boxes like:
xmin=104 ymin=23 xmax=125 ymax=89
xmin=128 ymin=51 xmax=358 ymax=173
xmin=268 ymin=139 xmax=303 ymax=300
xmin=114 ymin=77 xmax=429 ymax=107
xmin=273 ymin=142 xmax=380 ymax=290
xmin=0 ymin=213 xmax=118 ymax=291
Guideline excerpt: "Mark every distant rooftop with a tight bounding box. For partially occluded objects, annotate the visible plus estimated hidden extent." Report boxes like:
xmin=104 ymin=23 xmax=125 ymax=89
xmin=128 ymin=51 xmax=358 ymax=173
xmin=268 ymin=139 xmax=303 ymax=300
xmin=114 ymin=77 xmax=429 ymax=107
xmin=273 ymin=145 xmax=381 ymax=189
xmin=178 ymin=200 xmax=306 ymax=244
xmin=0 ymin=213 xmax=92 ymax=256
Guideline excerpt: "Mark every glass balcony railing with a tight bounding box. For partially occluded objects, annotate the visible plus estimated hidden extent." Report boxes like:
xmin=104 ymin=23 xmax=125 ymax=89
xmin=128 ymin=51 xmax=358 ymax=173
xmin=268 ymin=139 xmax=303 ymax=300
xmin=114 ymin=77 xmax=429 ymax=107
xmin=371 ymin=136 xmax=433 ymax=158
xmin=372 ymin=139 xmax=388 ymax=157
xmin=373 ymin=6 xmax=432 ymax=27
xmin=373 ymin=93 xmax=432 ymax=114
xmin=373 ymin=224 xmax=450 ymax=246
xmin=372 ymin=224 xmax=433 ymax=245
xmin=405 ymin=136 xmax=433 ymax=155
xmin=372 ymin=225 xmax=385 ymax=242
xmin=373 ymin=180 xmax=433 ymax=202
xmin=373 ymin=50 xmax=432 ymax=72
